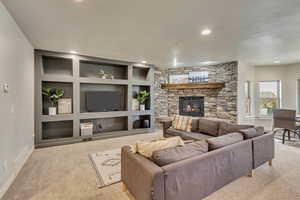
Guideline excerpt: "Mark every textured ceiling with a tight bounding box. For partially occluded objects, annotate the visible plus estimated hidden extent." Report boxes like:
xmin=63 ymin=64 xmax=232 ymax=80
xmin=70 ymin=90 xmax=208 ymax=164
xmin=3 ymin=0 xmax=300 ymax=67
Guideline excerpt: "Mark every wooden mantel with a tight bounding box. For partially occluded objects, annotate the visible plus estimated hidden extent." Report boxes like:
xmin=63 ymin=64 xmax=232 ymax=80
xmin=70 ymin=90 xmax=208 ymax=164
xmin=161 ymin=82 xmax=225 ymax=89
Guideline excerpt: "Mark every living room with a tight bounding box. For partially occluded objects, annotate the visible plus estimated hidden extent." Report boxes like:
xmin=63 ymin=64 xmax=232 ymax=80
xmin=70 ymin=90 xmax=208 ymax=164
xmin=1 ymin=1 xmax=300 ymax=200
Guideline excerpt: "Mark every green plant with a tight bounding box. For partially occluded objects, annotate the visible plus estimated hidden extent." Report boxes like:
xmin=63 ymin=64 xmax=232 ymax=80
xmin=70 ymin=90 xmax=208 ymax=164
xmin=42 ymin=88 xmax=65 ymax=106
xmin=137 ymin=90 xmax=150 ymax=104
xmin=98 ymin=70 xmax=113 ymax=79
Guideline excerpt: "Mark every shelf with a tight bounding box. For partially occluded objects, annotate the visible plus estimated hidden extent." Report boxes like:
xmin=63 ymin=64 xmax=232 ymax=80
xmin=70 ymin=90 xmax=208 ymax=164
xmin=42 ymin=82 xmax=73 ymax=115
xmin=131 ymin=80 xmax=152 ymax=86
xmin=80 ymin=59 xmax=128 ymax=80
xmin=131 ymin=110 xmax=153 ymax=115
xmin=80 ymin=111 xmax=130 ymax=119
xmin=161 ymin=82 xmax=225 ymax=89
xmin=132 ymin=115 xmax=151 ymax=129
xmin=41 ymin=114 xmax=74 ymax=122
xmin=132 ymin=85 xmax=151 ymax=110
xmin=42 ymin=56 xmax=73 ymax=77
xmin=79 ymin=77 xmax=129 ymax=85
xmin=80 ymin=116 xmax=128 ymax=135
xmin=133 ymin=66 xmax=150 ymax=81
xmin=42 ymin=120 xmax=73 ymax=140
xmin=42 ymin=75 xmax=74 ymax=83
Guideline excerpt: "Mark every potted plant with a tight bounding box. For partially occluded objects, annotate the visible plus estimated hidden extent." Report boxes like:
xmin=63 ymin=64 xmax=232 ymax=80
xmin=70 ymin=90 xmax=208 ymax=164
xmin=42 ymin=88 xmax=65 ymax=115
xmin=137 ymin=90 xmax=150 ymax=111
xmin=98 ymin=70 xmax=114 ymax=79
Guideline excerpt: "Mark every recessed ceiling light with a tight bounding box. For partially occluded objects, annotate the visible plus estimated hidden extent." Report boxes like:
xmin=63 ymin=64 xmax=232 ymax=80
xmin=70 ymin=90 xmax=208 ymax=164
xmin=201 ymin=29 xmax=212 ymax=36
xmin=141 ymin=61 xmax=147 ymax=64
xmin=74 ymin=0 xmax=84 ymax=3
xmin=274 ymin=60 xmax=281 ymax=64
xmin=70 ymin=50 xmax=78 ymax=54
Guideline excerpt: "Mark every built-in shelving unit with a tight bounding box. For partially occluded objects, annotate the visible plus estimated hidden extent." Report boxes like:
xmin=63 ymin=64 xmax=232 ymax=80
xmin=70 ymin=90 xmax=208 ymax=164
xmin=35 ymin=50 xmax=155 ymax=148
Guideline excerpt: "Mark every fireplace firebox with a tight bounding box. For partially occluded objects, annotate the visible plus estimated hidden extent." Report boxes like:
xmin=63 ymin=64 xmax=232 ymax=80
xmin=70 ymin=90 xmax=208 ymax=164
xmin=179 ymin=96 xmax=204 ymax=117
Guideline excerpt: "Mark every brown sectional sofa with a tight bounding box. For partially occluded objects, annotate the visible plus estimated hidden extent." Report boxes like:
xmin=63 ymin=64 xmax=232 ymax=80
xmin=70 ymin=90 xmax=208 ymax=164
xmin=163 ymin=117 xmax=254 ymax=140
xmin=121 ymin=117 xmax=274 ymax=200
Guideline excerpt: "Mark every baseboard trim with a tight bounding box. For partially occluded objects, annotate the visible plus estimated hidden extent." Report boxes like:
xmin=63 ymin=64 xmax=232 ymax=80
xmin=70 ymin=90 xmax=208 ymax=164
xmin=0 ymin=145 xmax=34 ymax=199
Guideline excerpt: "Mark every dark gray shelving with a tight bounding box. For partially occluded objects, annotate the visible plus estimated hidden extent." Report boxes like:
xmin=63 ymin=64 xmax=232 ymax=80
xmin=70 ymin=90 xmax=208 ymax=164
xmin=133 ymin=66 xmax=150 ymax=81
xmin=34 ymin=50 xmax=155 ymax=148
xmin=42 ymin=56 xmax=73 ymax=77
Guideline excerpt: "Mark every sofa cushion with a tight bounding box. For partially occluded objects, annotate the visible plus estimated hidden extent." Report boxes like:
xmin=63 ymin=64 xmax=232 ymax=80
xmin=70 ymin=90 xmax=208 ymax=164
xmin=136 ymin=136 xmax=185 ymax=158
xmin=191 ymin=119 xmax=199 ymax=132
xmin=198 ymin=118 xmax=220 ymax=136
xmin=218 ymin=122 xmax=254 ymax=136
xmin=152 ymin=141 xmax=209 ymax=166
xmin=166 ymin=128 xmax=213 ymax=141
xmin=206 ymin=132 xmax=244 ymax=151
xmin=239 ymin=127 xmax=264 ymax=139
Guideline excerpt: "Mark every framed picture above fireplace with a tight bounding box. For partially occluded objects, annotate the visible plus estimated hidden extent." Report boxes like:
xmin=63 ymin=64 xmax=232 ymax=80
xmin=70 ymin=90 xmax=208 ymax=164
xmin=188 ymin=71 xmax=209 ymax=83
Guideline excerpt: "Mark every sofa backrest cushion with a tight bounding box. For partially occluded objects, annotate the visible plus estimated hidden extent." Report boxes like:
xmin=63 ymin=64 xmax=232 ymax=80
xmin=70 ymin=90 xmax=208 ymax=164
xmin=218 ymin=122 xmax=254 ymax=136
xmin=191 ymin=119 xmax=199 ymax=132
xmin=239 ymin=126 xmax=264 ymax=139
xmin=206 ymin=132 xmax=244 ymax=151
xmin=136 ymin=136 xmax=185 ymax=158
xmin=198 ymin=118 xmax=220 ymax=136
xmin=152 ymin=141 xmax=208 ymax=166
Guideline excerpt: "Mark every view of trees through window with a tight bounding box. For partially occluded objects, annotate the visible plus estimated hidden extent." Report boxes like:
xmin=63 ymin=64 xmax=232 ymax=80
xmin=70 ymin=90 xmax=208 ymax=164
xmin=259 ymin=81 xmax=281 ymax=115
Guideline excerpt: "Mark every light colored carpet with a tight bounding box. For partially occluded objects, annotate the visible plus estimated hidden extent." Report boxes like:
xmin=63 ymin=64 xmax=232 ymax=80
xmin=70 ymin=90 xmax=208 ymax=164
xmin=2 ymin=130 xmax=300 ymax=200
xmin=89 ymin=148 xmax=121 ymax=188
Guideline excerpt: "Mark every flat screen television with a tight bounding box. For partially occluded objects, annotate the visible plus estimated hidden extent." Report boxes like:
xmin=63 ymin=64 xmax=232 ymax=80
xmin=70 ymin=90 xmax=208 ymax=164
xmin=86 ymin=91 xmax=123 ymax=112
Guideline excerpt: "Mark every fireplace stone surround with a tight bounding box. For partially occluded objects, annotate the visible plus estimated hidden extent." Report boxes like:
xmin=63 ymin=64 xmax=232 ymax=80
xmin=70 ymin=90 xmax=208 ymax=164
xmin=154 ymin=61 xmax=238 ymax=125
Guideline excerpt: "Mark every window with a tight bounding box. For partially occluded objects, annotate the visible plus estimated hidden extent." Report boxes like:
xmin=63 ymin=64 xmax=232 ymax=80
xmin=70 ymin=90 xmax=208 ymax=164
xmin=244 ymin=81 xmax=251 ymax=116
xmin=258 ymin=81 xmax=281 ymax=115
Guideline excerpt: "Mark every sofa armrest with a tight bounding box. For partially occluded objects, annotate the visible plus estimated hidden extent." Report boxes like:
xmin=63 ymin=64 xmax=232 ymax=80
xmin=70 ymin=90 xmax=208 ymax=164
xmin=252 ymin=132 xmax=275 ymax=169
xmin=162 ymin=140 xmax=253 ymax=200
xmin=161 ymin=120 xmax=172 ymax=136
xmin=121 ymin=146 xmax=164 ymax=200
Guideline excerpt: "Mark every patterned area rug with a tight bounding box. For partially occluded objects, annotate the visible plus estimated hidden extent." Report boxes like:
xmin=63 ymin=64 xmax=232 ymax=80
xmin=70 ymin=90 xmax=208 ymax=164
xmin=89 ymin=148 xmax=121 ymax=188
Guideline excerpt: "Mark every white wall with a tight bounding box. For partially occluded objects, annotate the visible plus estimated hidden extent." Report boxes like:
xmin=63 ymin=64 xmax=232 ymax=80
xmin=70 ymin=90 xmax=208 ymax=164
xmin=254 ymin=63 xmax=300 ymax=111
xmin=237 ymin=61 xmax=255 ymax=124
xmin=0 ymin=2 xmax=34 ymax=198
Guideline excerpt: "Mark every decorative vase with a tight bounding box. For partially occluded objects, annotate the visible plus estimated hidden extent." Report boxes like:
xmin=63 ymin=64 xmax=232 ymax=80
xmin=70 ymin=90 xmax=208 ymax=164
xmin=132 ymin=99 xmax=139 ymax=111
xmin=49 ymin=107 xmax=57 ymax=115
xmin=140 ymin=104 xmax=145 ymax=111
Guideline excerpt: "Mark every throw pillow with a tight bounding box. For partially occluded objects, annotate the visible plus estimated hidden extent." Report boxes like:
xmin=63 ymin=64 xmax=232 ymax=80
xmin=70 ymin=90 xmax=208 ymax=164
xmin=136 ymin=136 xmax=185 ymax=158
xmin=172 ymin=115 xmax=193 ymax=132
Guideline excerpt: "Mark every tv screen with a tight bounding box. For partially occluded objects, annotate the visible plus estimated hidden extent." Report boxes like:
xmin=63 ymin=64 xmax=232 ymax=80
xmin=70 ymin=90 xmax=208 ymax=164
xmin=86 ymin=91 xmax=123 ymax=112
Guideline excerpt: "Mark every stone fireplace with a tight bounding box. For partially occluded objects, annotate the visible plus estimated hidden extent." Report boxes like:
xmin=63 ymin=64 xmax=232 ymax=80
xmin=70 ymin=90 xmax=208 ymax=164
xmin=154 ymin=61 xmax=238 ymax=124
xmin=179 ymin=96 xmax=204 ymax=117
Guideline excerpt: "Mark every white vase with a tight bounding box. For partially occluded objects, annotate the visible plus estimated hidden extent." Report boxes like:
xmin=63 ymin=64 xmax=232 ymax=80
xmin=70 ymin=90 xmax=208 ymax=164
xmin=49 ymin=107 xmax=57 ymax=115
xmin=140 ymin=104 xmax=145 ymax=111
